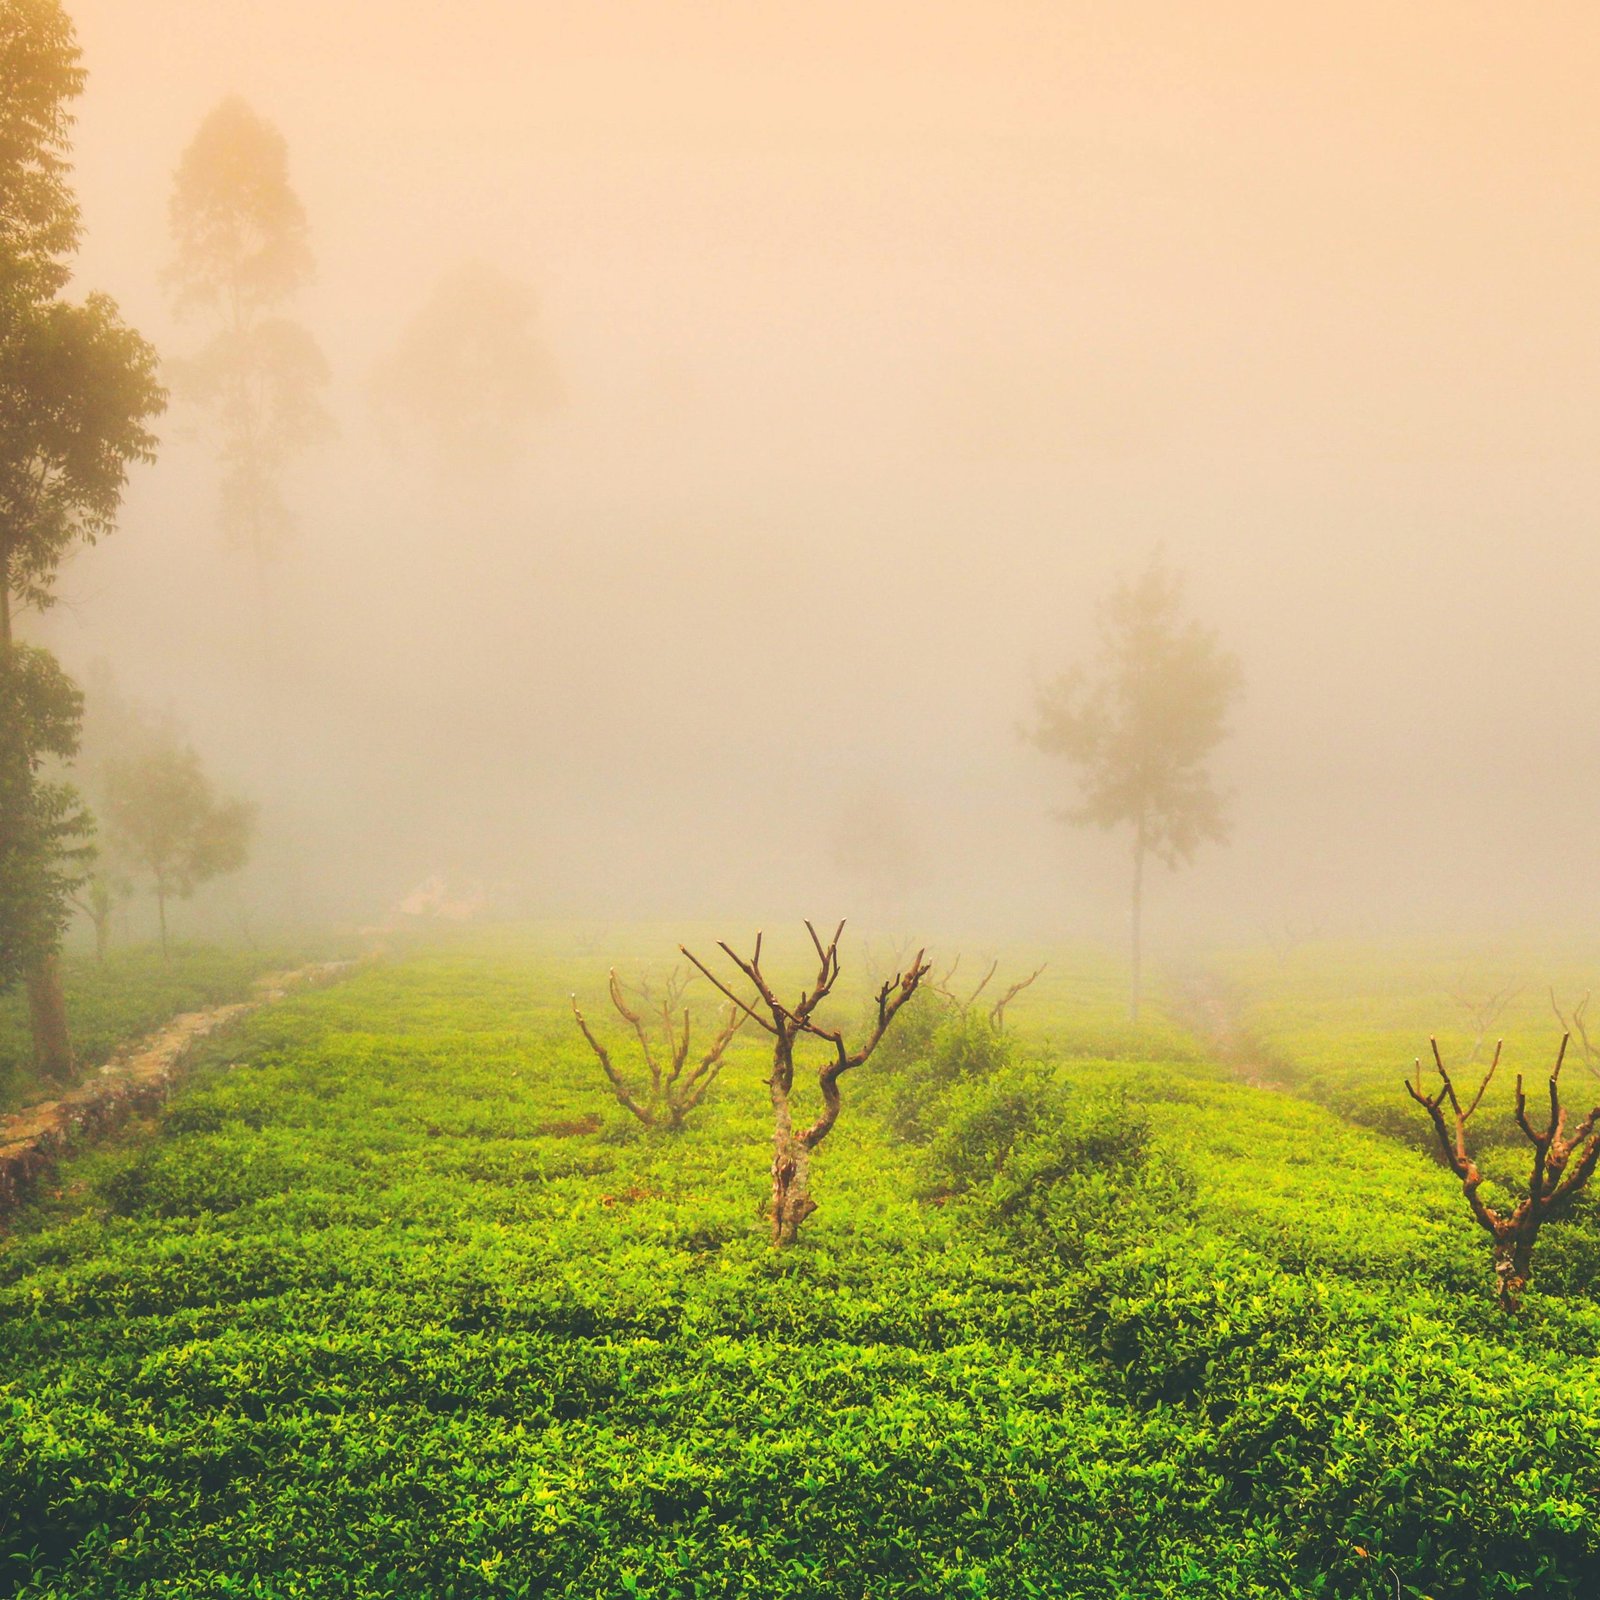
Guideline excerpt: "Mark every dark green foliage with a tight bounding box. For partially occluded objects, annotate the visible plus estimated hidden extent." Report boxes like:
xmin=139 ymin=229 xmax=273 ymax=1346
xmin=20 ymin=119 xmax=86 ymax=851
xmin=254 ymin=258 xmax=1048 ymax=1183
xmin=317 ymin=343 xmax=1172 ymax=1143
xmin=922 ymin=1064 xmax=1151 ymax=1196
xmin=4 ymin=937 xmax=1600 ymax=1597
xmin=0 ymin=0 xmax=83 ymax=303
xmin=0 ymin=0 xmax=162 ymax=1067
xmin=0 ymin=291 xmax=164 ymax=611
xmin=920 ymin=1064 xmax=1186 ymax=1267
xmin=0 ymin=23 xmax=164 ymax=612
xmin=0 ymin=644 xmax=90 ymax=995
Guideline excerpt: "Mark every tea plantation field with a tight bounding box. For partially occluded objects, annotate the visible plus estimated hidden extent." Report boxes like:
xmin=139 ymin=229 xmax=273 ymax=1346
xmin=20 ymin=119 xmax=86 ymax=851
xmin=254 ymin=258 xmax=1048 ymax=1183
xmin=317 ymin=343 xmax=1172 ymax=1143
xmin=1214 ymin=939 xmax=1600 ymax=1157
xmin=5 ymin=928 xmax=1600 ymax=1598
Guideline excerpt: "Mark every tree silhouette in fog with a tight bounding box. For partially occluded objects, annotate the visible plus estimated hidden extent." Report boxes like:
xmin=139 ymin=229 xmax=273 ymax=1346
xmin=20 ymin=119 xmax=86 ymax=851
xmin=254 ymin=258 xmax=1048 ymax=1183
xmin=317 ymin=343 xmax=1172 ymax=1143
xmin=370 ymin=261 xmax=560 ymax=476
xmin=1026 ymin=560 xmax=1242 ymax=1021
xmin=166 ymin=96 xmax=330 ymax=574
xmin=104 ymin=739 xmax=255 ymax=958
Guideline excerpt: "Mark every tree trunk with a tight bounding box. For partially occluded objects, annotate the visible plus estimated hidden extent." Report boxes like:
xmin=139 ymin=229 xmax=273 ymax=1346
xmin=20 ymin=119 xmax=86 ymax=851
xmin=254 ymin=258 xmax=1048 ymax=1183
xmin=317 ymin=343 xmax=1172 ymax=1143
xmin=27 ymin=954 xmax=73 ymax=1082
xmin=1129 ymin=820 xmax=1147 ymax=1024
xmin=770 ymin=1126 xmax=817 ymax=1247
xmin=1493 ymin=1228 xmax=1537 ymax=1314
xmin=93 ymin=912 xmax=108 ymax=964
xmin=157 ymin=889 xmax=169 ymax=959
xmin=769 ymin=1048 xmax=819 ymax=1247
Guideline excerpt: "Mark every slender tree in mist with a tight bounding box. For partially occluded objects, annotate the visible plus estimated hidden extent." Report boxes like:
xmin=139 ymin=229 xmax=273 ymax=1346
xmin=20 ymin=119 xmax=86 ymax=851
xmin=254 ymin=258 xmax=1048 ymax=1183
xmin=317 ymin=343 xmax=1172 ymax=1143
xmin=166 ymin=97 xmax=330 ymax=577
xmin=369 ymin=261 xmax=560 ymax=476
xmin=69 ymin=869 xmax=129 ymax=963
xmin=104 ymin=740 xmax=255 ymax=957
xmin=1025 ymin=561 xmax=1242 ymax=1022
xmin=0 ymin=0 xmax=164 ymax=1074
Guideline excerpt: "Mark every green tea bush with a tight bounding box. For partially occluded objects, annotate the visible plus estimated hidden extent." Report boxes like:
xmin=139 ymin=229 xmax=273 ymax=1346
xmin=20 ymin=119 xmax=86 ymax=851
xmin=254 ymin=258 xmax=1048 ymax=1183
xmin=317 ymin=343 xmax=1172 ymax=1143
xmin=919 ymin=1064 xmax=1191 ymax=1271
xmin=922 ymin=1065 xmax=1148 ymax=1195
xmin=880 ymin=1006 xmax=1015 ymax=1143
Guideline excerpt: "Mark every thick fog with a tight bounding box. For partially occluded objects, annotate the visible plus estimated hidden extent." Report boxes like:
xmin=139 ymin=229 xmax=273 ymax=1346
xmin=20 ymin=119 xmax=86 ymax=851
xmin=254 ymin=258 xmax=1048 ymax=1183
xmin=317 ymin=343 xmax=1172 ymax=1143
xmin=29 ymin=0 xmax=1600 ymax=947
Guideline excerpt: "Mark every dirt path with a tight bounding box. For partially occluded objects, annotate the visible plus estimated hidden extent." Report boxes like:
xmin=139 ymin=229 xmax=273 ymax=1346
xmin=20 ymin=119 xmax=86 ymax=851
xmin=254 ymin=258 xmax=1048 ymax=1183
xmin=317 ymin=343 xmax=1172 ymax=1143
xmin=0 ymin=959 xmax=358 ymax=1214
xmin=1167 ymin=968 xmax=1293 ymax=1092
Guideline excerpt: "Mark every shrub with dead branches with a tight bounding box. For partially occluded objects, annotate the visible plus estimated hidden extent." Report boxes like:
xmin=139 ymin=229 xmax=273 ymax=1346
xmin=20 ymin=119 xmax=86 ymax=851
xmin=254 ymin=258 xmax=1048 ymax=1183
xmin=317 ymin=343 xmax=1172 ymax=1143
xmin=1406 ymin=1034 xmax=1600 ymax=1311
xmin=871 ymin=954 xmax=1047 ymax=1143
xmin=927 ymin=954 xmax=1047 ymax=1031
xmin=571 ymin=967 xmax=742 ymax=1131
xmin=1448 ymin=979 xmax=1521 ymax=1063
xmin=1550 ymin=989 xmax=1600 ymax=1078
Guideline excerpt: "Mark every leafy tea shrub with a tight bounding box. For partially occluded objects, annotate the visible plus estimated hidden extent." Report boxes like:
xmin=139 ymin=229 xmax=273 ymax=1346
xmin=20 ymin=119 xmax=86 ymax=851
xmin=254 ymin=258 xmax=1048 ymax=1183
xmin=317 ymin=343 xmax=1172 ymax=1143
xmin=920 ymin=1064 xmax=1188 ymax=1263
xmin=882 ymin=1007 xmax=1015 ymax=1143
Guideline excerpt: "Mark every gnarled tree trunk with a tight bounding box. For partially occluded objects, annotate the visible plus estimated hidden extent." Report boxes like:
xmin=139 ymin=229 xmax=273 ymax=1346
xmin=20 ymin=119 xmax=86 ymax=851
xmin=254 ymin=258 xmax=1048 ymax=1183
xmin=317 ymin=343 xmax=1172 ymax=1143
xmin=27 ymin=954 xmax=73 ymax=1081
xmin=770 ymin=1073 xmax=818 ymax=1247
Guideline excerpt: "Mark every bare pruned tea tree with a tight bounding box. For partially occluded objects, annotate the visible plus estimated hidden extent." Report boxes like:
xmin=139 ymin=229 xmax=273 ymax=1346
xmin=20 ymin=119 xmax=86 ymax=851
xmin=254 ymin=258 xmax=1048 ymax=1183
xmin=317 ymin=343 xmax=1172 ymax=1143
xmin=1406 ymin=1035 xmax=1600 ymax=1312
xmin=1448 ymin=978 xmax=1520 ymax=1064
xmin=929 ymin=955 xmax=1047 ymax=1030
xmin=1550 ymin=990 xmax=1599 ymax=1076
xmin=572 ymin=968 xmax=742 ymax=1131
xmin=683 ymin=921 xmax=930 ymax=1247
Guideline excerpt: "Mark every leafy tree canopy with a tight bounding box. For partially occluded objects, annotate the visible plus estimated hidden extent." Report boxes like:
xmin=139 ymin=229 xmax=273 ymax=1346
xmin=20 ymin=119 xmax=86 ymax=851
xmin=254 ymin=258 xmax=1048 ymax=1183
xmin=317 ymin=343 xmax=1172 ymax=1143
xmin=0 ymin=291 xmax=163 ymax=615
xmin=370 ymin=260 xmax=560 ymax=473
xmin=104 ymin=741 xmax=255 ymax=907
xmin=0 ymin=0 xmax=84 ymax=304
xmin=165 ymin=96 xmax=327 ymax=558
xmin=1028 ymin=560 xmax=1243 ymax=869
xmin=166 ymin=95 xmax=312 ymax=318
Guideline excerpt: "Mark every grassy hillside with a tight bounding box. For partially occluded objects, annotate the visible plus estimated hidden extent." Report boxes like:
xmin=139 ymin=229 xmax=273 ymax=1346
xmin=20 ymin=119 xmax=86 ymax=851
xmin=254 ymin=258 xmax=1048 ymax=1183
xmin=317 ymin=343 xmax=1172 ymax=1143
xmin=4 ymin=931 xmax=1600 ymax=1597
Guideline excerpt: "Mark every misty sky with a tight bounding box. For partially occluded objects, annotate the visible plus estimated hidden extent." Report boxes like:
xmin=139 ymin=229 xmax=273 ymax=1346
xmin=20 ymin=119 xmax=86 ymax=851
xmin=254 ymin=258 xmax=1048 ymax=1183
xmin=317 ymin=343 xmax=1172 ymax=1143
xmin=30 ymin=1 xmax=1600 ymax=946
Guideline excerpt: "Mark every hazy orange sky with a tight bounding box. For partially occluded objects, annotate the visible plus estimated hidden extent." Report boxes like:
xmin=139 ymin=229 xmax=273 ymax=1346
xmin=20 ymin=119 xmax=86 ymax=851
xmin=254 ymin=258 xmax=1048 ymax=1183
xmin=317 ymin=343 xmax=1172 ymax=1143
xmin=35 ymin=1 xmax=1600 ymax=941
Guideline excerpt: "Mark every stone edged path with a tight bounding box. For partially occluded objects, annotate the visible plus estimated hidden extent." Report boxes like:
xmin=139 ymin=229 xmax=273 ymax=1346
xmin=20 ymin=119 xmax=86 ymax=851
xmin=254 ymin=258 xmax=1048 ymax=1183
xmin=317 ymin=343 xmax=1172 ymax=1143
xmin=0 ymin=959 xmax=357 ymax=1215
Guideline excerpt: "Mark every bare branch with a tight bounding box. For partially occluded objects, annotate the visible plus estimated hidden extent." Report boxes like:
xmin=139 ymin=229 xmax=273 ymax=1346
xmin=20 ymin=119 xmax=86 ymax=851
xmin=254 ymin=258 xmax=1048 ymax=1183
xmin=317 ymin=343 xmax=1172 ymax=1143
xmin=679 ymin=943 xmax=776 ymax=1034
xmin=572 ymin=994 xmax=653 ymax=1124
xmin=1461 ymin=1038 xmax=1503 ymax=1123
xmin=965 ymin=957 xmax=999 ymax=1008
xmin=608 ymin=969 xmax=662 ymax=1094
xmin=990 ymin=963 xmax=1047 ymax=1029
xmin=1409 ymin=1028 xmax=1600 ymax=1312
xmin=576 ymin=968 xmax=746 ymax=1131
